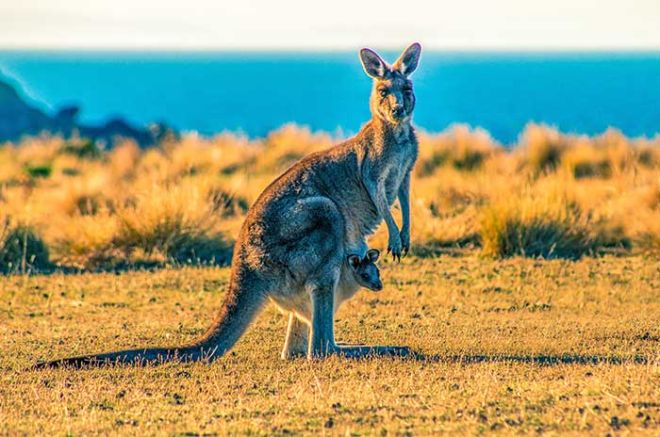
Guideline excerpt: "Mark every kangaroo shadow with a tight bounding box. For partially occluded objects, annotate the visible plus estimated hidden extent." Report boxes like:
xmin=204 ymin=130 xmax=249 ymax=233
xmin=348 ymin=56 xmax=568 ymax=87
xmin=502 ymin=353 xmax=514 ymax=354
xmin=405 ymin=351 xmax=652 ymax=366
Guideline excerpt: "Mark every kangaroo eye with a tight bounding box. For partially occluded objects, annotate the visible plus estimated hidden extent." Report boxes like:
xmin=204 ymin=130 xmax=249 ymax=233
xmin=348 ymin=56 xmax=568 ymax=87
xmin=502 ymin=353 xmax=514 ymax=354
xmin=378 ymin=89 xmax=388 ymax=98
xmin=404 ymin=87 xmax=412 ymax=95
xmin=361 ymin=273 xmax=369 ymax=280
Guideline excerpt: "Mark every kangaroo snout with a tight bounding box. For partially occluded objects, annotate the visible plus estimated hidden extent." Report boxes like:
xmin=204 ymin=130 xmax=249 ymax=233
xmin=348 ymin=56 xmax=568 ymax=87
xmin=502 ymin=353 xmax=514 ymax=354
xmin=391 ymin=106 xmax=404 ymax=118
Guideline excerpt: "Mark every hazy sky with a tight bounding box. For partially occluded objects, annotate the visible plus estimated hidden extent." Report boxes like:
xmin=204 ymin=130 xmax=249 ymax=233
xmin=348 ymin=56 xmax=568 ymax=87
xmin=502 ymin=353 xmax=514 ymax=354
xmin=1 ymin=0 xmax=659 ymax=50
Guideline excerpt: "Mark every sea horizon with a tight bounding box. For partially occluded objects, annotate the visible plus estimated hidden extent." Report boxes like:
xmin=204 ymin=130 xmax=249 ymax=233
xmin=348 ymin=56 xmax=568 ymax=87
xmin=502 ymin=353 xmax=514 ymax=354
xmin=2 ymin=49 xmax=659 ymax=144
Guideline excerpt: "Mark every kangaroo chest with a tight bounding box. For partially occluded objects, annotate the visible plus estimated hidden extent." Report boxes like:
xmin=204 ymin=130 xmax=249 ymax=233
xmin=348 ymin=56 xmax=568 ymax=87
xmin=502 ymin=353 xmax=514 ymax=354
xmin=381 ymin=140 xmax=416 ymax=205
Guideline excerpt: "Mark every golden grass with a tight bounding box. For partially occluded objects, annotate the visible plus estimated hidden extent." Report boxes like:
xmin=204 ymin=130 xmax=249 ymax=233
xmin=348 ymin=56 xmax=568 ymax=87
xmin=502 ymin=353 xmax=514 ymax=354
xmin=0 ymin=123 xmax=659 ymax=270
xmin=479 ymin=181 xmax=600 ymax=259
xmin=1 ymin=256 xmax=658 ymax=434
xmin=0 ymin=213 xmax=50 ymax=274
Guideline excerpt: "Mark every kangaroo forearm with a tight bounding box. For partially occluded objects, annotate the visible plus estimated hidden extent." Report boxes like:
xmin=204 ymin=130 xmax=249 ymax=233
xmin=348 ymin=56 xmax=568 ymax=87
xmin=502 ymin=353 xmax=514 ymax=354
xmin=364 ymin=178 xmax=399 ymax=234
xmin=375 ymin=193 xmax=399 ymax=236
xmin=399 ymin=192 xmax=410 ymax=231
xmin=398 ymin=173 xmax=411 ymax=231
xmin=382 ymin=208 xmax=399 ymax=235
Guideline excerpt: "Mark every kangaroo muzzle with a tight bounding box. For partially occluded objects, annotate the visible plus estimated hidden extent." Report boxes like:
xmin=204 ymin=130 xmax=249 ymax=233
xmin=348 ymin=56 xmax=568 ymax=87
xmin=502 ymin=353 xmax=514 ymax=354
xmin=391 ymin=106 xmax=404 ymax=119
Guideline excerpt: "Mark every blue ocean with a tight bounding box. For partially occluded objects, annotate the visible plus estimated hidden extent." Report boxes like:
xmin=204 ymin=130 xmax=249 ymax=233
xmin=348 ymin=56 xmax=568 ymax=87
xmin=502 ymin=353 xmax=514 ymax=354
xmin=1 ymin=51 xmax=659 ymax=144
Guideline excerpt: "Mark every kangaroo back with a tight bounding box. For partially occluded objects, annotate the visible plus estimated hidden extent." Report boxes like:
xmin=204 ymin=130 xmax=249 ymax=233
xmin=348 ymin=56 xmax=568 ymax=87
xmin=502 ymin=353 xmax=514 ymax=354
xmin=35 ymin=263 xmax=268 ymax=368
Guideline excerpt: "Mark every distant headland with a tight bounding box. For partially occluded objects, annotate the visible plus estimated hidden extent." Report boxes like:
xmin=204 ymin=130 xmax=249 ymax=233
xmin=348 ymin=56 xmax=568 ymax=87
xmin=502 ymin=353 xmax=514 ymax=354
xmin=0 ymin=78 xmax=176 ymax=147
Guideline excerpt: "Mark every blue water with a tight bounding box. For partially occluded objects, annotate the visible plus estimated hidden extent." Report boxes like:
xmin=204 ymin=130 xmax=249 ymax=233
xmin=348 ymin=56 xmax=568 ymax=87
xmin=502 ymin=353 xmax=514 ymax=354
xmin=1 ymin=51 xmax=659 ymax=144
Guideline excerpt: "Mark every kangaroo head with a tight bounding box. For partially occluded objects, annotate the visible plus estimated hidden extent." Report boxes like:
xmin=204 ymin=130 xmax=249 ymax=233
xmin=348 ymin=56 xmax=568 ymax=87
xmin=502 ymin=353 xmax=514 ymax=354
xmin=347 ymin=249 xmax=383 ymax=292
xmin=359 ymin=42 xmax=421 ymax=126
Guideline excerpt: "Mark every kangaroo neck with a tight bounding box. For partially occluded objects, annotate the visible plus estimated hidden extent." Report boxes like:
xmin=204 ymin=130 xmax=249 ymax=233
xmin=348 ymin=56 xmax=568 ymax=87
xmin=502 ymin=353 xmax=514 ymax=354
xmin=366 ymin=115 xmax=413 ymax=154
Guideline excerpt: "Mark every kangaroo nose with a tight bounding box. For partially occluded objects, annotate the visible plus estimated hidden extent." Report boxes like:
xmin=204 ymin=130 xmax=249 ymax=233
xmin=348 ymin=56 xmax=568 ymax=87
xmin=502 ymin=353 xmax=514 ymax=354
xmin=392 ymin=106 xmax=404 ymax=118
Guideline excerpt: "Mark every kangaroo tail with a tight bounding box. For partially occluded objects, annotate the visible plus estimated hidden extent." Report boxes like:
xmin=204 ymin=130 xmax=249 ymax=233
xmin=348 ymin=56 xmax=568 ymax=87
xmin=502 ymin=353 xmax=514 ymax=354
xmin=34 ymin=268 xmax=269 ymax=369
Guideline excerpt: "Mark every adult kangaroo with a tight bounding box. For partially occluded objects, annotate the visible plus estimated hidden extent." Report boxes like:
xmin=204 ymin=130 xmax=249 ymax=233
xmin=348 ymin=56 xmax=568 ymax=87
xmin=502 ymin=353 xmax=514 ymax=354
xmin=36 ymin=43 xmax=421 ymax=367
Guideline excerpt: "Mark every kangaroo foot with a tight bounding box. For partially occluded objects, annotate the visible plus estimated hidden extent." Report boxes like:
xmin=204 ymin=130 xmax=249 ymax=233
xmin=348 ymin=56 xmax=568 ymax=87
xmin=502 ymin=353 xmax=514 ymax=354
xmin=308 ymin=344 xmax=411 ymax=359
xmin=339 ymin=345 xmax=411 ymax=358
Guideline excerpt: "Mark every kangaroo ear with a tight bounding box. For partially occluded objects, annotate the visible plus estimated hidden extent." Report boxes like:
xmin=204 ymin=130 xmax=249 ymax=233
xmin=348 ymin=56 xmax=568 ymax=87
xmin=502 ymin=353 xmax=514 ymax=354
xmin=366 ymin=249 xmax=380 ymax=262
xmin=359 ymin=48 xmax=388 ymax=79
xmin=394 ymin=42 xmax=421 ymax=76
xmin=347 ymin=254 xmax=361 ymax=270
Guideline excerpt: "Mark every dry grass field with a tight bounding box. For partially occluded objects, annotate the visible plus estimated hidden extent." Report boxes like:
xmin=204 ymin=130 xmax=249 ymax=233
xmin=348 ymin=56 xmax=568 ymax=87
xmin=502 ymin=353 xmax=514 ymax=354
xmin=1 ymin=256 xmax=659 ymax=435
xmin=1 ymin=123 xmax=660 ymax=272
xmin=1 ymin=124 xmax=659 ymax=435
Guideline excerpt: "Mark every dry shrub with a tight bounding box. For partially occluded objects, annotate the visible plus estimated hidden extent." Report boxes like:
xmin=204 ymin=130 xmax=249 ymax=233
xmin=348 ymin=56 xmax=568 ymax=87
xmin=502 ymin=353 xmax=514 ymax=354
xmin=108 ymin=141 xmax=141 ymax=179
xmin=479 ymin=190 xmax=597 ymax=259
xmin=417 ymin=125 xmax=499 ymax=177
xmin=636 ymin=141 xmax=660 ymax=168
xmin=0 ymin=147 xmax=25 ymax=185
xmin=517 ymin=124 xmax=568 ymax=175
xmin=412 ymin=169 xmax=519 ymax=255
xmin=592 ymin=129 xmax=635 ymax=174
xmin=165 ymin=132 xmax=260 ymax=179
xmin=629 ymin=210 xmax=660 ymax=254
xmin=418 ymin=168 xmax=499 ymax=218
xmin=602 ymin=182 xmax=660 ymax=254
xmin=255 ymin=124 xmax=333 ymax=173
xmin=46 ymin=170 xmax=116 ymax=216
xmin=1 ymin=124 xmax=658 ymax=269
xmin=113 ymin=182 xmax=232 ymax=266
xmin=413 ymin=205 xmax=480 ymax=253
xmin=47 ymin=214 xmax=120 ymax=269
xmin=368 ymin=201 xmax=479 ymax=256
xmin=59 ymin=137 xmax=103 ymax=160
xmin=561 ymin=140 xmax=612 ymax=179
xmin=14 ymin=136 xmax=63 ymax=166
xmin=0 ymin=215 xmax=50 ymax=274
xmin=208 ymin=133 xmax=258 ymax=175
xmin=560 ymin=129 xmax=641 ymax=179
xmin=135 ymin=147 xmax=170 ymax=182
xmin=166 ymin=133 xmax=223 ymax=177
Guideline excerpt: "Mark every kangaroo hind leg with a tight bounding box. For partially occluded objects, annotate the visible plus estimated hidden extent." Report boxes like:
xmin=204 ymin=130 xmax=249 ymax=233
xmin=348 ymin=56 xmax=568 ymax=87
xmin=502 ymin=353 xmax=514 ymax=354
xmin=281 ymin=313 xmax=309 ymax=359
xmin=307 ymin=271 xmax=340 ymax=358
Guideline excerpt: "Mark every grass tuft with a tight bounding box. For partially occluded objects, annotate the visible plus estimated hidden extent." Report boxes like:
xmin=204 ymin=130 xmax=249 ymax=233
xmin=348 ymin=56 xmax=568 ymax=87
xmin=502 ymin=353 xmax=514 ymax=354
xmin=479 ymin=192 xmax=597 ymax=259
xmin=24 ymin=163 xmax=52 ymax=179
xmin=416 ymin=125 xmax=498 ymax=176
xmin=60 ymin=138 xmax=103 ymax=160
xmin=519 ymin=124 xmax=566 ymax=175
xmin=0 ymin=216 xmax=51 ymax=273
xmin=113 ymin=183 xmax=233 ymax=266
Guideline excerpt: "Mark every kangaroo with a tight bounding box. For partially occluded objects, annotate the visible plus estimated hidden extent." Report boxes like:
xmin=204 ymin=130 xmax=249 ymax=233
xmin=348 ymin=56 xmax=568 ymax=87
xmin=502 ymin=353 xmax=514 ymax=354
xmin=280 ymin=248 xmax=383 ymax=359
xmin=36 ymin=43 xmax=421 ymax=368
xmin=347 ymin=249 xmax=383 ymax=292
